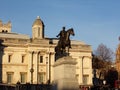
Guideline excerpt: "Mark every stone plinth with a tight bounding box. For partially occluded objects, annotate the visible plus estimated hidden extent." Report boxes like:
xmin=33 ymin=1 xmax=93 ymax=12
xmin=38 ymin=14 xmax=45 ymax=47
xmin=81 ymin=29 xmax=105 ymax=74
xmin=53 ymin=56 xmax=79 ymax=90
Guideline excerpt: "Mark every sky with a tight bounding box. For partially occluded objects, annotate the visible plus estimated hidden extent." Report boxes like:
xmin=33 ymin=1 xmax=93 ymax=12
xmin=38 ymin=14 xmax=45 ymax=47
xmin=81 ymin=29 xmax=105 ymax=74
xmin=0 ymin=0 xmax=120 ymax=52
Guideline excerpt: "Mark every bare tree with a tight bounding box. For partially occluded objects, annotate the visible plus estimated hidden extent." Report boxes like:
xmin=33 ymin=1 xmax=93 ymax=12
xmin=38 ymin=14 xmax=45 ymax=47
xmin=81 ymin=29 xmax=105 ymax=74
xmin=94 ymin=43 xmax=114 ymax=61
xmin=92 ymin=54 xmax=105 ymax=69
xmin=92 ymin=43 xmax=114 ymax=82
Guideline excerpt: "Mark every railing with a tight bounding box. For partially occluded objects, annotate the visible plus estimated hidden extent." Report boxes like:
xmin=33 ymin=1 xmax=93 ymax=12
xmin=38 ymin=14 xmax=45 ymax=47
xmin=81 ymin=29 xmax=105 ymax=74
xmin=0 ymin=84 xmax=16 ymax=90
xmin=0 ymin=83 xmax=52 ymax=90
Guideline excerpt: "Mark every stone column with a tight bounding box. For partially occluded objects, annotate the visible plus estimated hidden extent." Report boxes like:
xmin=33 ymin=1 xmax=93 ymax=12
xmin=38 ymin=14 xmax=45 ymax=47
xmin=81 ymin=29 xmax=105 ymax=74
xmin=27 ymin=51 xmax=33 ymax=83
xmin=50 ymin=52 xmax=55 ymax=83
xmin=33 ymin=51 xmax=38 ymax=84
xmin=53 ymin=56 xmax=79 ymax=90
xmin=78 ymin=56 xmax=85 ymax=85
xmin=46 ymin=52 xmax=55 ymax=83
xmin=87 ymin=56 xmax=92 ymax=85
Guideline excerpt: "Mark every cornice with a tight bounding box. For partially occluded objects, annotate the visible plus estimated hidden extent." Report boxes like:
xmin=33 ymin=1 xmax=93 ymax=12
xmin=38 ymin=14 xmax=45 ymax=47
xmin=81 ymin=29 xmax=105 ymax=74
xmin=2 ymin=63 xmax=28 ymax=66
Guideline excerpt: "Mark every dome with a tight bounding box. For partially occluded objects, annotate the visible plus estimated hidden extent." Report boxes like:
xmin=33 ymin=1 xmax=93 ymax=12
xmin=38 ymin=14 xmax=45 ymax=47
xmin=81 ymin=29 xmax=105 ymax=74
xmin=32 ymin=16 xmax=44 ymax=27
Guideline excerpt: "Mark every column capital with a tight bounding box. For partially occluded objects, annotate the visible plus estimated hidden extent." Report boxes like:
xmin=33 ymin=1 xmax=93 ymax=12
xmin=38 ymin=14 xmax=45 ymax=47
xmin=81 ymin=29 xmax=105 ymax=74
xmin=46 ymin=52 xmax=55 ymax=55
xmin=79 ymin=56 xmax=92 ymax=59
xmin=33 ymin=51 xmax=38 ymax=54
xmin=27 ymin=51 xmax=34 ymax=54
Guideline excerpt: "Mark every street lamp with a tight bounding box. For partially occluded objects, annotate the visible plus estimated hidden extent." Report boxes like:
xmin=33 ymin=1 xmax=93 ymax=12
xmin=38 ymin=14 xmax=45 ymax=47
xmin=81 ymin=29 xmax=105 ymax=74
xmin=46 ymin=57 xmax=48 ymax=83
xmin=30 ymin=68 xmax=34 ymax=84
xmin=30 ymin=52 xmax=34 ymax=84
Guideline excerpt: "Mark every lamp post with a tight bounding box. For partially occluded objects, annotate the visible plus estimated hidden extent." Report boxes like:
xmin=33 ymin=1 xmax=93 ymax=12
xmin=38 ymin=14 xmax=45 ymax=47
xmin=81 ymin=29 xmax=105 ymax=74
xmin=46 ymin=57 xmax=48 ymax=83
xmin=49 ymin=53 xmax=51 ymax=84
xmin=30 ymin=52 xmax=34 ymax=84
xmin=82 ymin=57 xmax=85 ymax=75
xmin=30 ymin=68 xmax=34 ymax=84
xmin=82 ymin=56 xmax=85 ymax=84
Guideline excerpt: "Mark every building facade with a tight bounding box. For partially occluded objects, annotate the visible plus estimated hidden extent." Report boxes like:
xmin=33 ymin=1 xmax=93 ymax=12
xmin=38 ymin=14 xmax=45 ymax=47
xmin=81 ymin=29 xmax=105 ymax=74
xmin=0 ymin=16 xmax=93 ymax=86
xmin=116 ymin=42 xmax=120 ymax=79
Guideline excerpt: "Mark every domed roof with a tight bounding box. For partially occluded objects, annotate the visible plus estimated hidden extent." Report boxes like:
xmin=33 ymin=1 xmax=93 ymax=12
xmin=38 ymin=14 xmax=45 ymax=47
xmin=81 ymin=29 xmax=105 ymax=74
xmin=32 ymin=16 xmax=44 ymax=27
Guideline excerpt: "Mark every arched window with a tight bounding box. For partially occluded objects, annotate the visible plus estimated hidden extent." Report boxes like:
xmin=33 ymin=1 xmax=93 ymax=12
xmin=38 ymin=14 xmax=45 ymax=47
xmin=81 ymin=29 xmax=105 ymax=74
xmin=8 ymin=55 xmax=12 ymax=63
xmin=22 ymin=55 xmax=25 ymax=63
xmin=5 ymin=30 xmax=8 ymax=33
xmin=2 ymin=30 xmax=4 ymax=32
xmin=40 ymin=56 xmax=43 ymax=63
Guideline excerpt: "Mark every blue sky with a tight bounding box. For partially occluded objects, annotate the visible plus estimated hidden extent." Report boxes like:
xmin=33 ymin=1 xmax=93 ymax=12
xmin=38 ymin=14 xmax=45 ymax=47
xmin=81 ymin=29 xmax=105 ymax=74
xmin=0 ymin=0 xmax=120 ymax=52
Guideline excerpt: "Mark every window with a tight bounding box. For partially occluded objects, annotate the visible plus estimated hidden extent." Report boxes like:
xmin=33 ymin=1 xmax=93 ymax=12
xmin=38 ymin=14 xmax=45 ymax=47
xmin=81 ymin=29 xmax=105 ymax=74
xmin=8 ymin=55 xmax=12 ymax=63
xmin=5 ymin=30 xmax=8 ymax=33
xmin=38 ymin=73 xmax=45 ymax=83
xmin=40 ymin=56 xmax=43 ymax=63
xmin=7 ymin=72 xmax=13 ymax=84
xmin=22 ymin=55 xmax=25 ymax=63
xmin=38 ymin=27 xmax=40 ymax=37
xmin=20 ymin=73 xmax=27 ymax=84
xmin=2 ymin=30 xmax=4 ymax=32
xmin=83 ymin=75 xmax=89 ymax=84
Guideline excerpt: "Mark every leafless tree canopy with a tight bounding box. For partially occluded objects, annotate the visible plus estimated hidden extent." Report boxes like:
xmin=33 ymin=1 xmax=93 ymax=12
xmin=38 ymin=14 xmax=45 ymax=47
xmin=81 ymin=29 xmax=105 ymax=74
xmin=92 ymin=54 xmax=105 ymax=69
xmin=92 ymin=43 xmax=114 ymax=69
xmin=94 ymin=43 xmax=114 ymax=61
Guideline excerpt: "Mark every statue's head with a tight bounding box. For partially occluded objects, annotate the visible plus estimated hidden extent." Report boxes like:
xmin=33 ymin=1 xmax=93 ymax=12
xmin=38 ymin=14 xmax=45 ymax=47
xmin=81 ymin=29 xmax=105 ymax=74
xmin=62 ymin=27 xmax=65 ymax=30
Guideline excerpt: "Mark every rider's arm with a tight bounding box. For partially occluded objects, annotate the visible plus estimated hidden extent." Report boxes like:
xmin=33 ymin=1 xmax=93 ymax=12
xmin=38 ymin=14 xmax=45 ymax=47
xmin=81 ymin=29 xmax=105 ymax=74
xmin=56 ymin=31 xmax=61 ymax=37
xmin=56 ymin=34 xmax=59 ymax=37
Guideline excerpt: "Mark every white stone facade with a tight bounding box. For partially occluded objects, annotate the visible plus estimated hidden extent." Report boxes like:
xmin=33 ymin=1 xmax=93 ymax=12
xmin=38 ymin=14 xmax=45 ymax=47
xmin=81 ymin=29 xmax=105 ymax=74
xmin=0 ymin=17 xmax=93 ymax=86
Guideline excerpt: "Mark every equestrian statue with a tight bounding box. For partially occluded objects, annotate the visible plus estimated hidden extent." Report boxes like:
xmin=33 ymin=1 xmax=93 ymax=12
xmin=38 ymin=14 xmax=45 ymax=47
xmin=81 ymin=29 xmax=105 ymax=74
xmin=55 ymin=26 xmax=75 ymax=59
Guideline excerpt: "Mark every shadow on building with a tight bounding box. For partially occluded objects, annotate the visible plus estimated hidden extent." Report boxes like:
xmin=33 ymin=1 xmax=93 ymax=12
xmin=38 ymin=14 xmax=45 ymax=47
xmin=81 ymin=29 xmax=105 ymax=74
xmin=0 ymin=39 xmax=7 ymax=83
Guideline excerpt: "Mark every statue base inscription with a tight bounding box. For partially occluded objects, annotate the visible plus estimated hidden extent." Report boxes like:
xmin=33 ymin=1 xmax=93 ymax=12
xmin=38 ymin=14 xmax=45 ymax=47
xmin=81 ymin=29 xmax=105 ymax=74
xmin=53 ymin=56 xmax=79 ymax=90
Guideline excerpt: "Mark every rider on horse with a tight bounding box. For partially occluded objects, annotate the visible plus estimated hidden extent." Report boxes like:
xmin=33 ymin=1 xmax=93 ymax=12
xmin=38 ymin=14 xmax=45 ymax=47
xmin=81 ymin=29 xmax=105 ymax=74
xmin=56 ymin=26 xmax=66 ymax=41
xmin=55 ymin=26 xmax=75 ymax=58
xmin=56 ymin=27 xmax=66 ymax=54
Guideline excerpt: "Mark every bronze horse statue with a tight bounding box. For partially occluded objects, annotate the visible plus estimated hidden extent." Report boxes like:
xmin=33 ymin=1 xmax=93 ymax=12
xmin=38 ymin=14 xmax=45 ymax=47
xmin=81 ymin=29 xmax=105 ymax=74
xmin=55 ymin=28 xmax=75 ymax=57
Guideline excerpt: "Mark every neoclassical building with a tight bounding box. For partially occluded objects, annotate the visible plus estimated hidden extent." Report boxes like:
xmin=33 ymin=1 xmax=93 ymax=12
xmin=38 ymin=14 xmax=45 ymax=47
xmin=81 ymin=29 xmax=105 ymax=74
xmin=0 ymin=16 xmax=93 ymax=86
